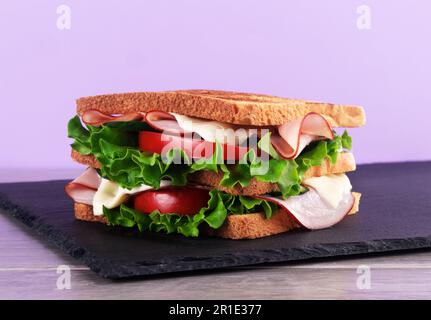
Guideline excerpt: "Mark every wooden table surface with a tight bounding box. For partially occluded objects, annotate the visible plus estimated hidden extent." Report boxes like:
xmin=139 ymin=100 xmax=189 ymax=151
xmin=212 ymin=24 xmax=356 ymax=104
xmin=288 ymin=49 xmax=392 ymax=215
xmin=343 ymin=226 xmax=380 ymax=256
xmin=1 ymin=169 xmax=431 ymax=300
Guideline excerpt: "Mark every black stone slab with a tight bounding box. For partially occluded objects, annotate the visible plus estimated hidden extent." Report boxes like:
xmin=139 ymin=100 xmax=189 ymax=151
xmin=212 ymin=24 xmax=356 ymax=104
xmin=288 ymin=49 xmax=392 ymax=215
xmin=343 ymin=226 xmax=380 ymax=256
xmin=1 ymin=162 xmax=431 ymax=279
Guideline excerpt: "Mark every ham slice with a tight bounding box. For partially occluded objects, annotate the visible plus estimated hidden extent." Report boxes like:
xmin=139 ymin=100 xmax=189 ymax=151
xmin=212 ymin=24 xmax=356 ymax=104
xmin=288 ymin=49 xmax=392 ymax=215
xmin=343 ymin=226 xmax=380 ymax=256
xmin=82 ymin=110 xmax=144 ymax=126
xmin=257 ymin=189 xmax=354 ymax=230
xmin=270 ymin=112 xmax=334 ymax=159
xmin=65 ymin=185 xmax=97 ymax=206
xmin=70 ymin=167 xmax=101 ymax=190
xmin=144 ymin=110 xmax=185 ymax=134
xmin=80 ymin=110 xmax=334 ymax=158
xmin=65 ymin=168 xmax=101 ymax=205
xmin=82 ymin=109 xmax=187 ymax=133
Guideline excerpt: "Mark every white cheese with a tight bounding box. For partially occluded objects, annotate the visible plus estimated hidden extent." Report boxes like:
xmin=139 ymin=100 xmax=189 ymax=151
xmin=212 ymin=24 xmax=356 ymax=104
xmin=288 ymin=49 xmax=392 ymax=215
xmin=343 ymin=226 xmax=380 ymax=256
xmin=92 ymin=179 xmax=172 ymax=216
xmin=171 ymin=113 xmax=253 ymax=145
xmin=302 ymin=174 xmax=352 ymax=209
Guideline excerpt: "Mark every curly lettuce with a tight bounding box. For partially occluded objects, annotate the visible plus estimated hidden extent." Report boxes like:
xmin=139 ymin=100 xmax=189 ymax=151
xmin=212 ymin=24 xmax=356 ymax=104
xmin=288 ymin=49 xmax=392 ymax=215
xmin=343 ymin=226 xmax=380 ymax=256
xmin=216 ymin=131 xmax=352 ymax=198
xmin=67 ymin=116 xmax=352 ymax=198
xmin=103 ymin=189 xmax=278 ymax=237
xmin=68 ymin=116 xmax=191 ymax=188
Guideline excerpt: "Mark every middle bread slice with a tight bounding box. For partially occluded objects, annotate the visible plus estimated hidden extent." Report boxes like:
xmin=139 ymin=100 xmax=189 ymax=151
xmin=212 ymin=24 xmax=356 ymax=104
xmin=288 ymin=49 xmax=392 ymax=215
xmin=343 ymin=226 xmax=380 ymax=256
xmin=71 ymin=150 xmax=356 ymax=196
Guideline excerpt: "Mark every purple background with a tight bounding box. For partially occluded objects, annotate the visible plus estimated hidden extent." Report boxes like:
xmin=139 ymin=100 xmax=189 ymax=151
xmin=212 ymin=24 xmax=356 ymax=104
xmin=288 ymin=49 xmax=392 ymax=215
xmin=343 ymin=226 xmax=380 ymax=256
xmin=1 ymin=1 xmax=430 ymax=169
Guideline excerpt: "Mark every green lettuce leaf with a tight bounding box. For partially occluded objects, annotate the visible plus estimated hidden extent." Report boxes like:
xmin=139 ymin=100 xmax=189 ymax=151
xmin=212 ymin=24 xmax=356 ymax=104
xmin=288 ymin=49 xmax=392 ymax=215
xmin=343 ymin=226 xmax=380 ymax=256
xmin=341 ymin=130 xmax=352 ymax=149
xmin=102 ymin=189 xmax=277 ymax=237
xmin=67 ymin=116 xmax=92 ymax=155
xmin=296 ymin=130 xmax=352 ymax=176
xmin=67 ymin=116 xmax=353 ymax=199
xmin=67 ymin=116 xmax=194 ymax=189
xmin=218 ymin=130 xmax=353 ymax=198
xmin=189 ymin=143 xmax=222 ymax=173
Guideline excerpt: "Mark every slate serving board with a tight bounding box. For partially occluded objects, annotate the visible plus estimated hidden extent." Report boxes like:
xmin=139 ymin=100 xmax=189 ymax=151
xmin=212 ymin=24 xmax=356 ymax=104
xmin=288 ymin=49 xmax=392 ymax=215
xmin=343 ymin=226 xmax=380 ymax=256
xmin=0 ymin=162 xmax=431 ymax=279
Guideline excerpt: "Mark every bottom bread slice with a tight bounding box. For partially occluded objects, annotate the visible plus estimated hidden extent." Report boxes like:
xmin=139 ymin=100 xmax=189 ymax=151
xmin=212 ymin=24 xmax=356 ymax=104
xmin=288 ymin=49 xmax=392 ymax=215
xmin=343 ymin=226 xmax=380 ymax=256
xmin=73 ymin=192 xmax=361 ymax=239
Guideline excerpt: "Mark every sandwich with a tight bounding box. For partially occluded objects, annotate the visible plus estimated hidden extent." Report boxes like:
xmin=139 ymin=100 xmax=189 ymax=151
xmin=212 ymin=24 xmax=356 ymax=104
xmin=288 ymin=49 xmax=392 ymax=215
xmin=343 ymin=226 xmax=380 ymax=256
xmin=66 ymin=90 xmax=365 ymax=239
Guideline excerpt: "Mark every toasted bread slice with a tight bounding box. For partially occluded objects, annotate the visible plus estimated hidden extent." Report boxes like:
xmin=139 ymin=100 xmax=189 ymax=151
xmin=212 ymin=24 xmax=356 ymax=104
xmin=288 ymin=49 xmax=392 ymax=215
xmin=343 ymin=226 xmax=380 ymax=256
xmin=74 ymin=203 xmax=107 ymax=223
xmin=71 ymin=150 xmax=356 ymax=196
xmin=72 ymin=150 xmax=101 ymax=169
xmin=76 ymin=90 xmax=365 ymax=127
xmin=73 ymin=192 xmax=360 ymax=239
xmin=71 ymin=149 xmax=102 ymax=169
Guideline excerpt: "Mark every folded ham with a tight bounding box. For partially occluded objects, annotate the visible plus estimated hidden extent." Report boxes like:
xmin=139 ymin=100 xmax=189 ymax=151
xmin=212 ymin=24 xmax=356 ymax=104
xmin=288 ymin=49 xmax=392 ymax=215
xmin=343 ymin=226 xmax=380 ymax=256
xmin=270 ymin=112 xmax=334 ymax=159
xmin=81 ymin=110 xmax=334 ymax=159
xmin=64 ymin=167 xmax=101 ymax=205
xmin=258 ymin=189 xmax=354 ymax=230
xmin=82 ymin=110 xmax=144 ymax=126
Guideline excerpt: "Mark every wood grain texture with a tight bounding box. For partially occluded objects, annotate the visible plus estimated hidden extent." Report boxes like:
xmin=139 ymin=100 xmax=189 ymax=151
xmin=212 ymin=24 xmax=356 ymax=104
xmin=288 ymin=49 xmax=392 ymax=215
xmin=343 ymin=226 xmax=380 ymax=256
xmin=1 ymin=169 xmax=431 ymax=299
xmin=2 ymin=211 xmax=431 ymax=299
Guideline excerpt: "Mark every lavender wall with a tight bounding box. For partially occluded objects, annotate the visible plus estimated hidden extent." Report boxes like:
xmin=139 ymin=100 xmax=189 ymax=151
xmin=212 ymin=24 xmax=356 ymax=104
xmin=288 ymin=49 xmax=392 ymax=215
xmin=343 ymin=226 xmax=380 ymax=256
xmin=1 ymin=1 xmax=430 ymax=169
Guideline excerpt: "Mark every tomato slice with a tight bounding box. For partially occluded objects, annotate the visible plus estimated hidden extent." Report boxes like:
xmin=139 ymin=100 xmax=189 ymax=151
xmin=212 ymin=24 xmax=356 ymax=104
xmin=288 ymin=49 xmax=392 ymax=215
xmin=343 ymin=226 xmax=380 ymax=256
xmin=138 ymin=131 xmax=249 ymax=160
xmin=133 ymin=187 xmax=210 ymax=215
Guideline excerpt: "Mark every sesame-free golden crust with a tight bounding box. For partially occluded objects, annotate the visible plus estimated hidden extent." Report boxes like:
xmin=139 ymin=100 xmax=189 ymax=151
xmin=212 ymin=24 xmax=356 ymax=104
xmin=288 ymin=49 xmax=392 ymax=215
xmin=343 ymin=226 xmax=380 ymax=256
xmin=76 ymin=90 xmax=365 ymax=127
xmin=201 ymin=209 xmax=301 ymax=239
xmin=72 ymin=192 xmax=360 ymax=239
xmin=71 ymin=149 xmax=101 ymax=168
xmin=71 ymin=150 xmax=356 ymax=196
xmin=74 ymin=202 xmax=107 ymax=223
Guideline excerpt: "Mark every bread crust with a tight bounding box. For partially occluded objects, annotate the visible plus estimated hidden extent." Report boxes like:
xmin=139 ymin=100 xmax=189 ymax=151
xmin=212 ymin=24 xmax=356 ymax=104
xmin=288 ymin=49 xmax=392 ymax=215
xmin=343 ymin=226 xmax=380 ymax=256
xmin=76 ymin=90 xmax=365 ymax=127
xmin=201 ymin=209 xmax=301 ymax=239
xmin=71 ymin=150 xmax=101 ymax=168
xmin=71 ymin=150 xmax=356 ymax=196
xmin=74 ymin=202 xmax=107 ymax=223
xmin=73 ymin=192 xmax=360 ymax=239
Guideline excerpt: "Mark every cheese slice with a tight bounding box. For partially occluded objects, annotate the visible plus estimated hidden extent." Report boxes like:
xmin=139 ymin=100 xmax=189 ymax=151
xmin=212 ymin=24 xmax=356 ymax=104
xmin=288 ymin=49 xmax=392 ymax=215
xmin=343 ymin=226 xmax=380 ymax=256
xmin=302 ymin=173 xmax=352 ymax=209
xmin=171 ymin=113 xmax=253 ymax=145
xmin=92 ymin=179 xmax=172 ymax=216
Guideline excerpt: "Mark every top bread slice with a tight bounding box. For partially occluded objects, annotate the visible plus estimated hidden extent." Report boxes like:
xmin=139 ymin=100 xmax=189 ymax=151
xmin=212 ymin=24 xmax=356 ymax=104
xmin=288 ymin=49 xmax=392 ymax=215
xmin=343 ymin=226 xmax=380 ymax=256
xmin=76 ymin=90 xmax=366 ymax=127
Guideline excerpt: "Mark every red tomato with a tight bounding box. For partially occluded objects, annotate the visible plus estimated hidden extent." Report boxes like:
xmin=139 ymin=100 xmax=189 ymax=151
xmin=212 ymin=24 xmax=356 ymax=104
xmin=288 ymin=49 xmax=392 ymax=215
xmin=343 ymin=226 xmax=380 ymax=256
xmin=133 ymin=187 xmax=211 ymax=215
xmin=138 ymin=131 xmax=249 ymax=160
